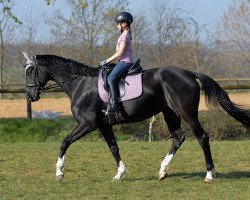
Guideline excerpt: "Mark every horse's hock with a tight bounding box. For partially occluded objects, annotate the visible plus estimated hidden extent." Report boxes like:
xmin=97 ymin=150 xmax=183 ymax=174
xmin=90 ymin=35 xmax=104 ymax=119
xmin=0 ymin=93 xmax=249 ymax=118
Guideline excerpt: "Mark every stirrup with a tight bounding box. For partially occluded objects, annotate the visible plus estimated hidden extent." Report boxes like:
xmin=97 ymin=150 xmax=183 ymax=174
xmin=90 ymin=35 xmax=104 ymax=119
xmin=108 ymin=105 xmax=120 ymax=113
xmin=104 ymin=105 xmax=120 ymax=116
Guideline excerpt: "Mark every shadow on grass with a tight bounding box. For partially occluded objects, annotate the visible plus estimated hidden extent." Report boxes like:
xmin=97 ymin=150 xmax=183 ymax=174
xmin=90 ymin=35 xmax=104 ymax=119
xmin=126 ymin=171 xmax=250 ymax=182
xmin=168 ymin=171 xmax=250 ymax=180
xmin=126 ymin=176 xmax=157 ymax=182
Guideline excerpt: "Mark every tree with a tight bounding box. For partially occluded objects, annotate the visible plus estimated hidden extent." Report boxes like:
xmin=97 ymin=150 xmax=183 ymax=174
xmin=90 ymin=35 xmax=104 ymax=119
xmin=0 ymin=0 xmax=22 ymax=97
xmin=215 ymin=0 xmax=250 ymax=77
xmin=144 ymin=0 xmax=199 ymax=68
xmin=46 ymin=0 xmax=129 ymax=66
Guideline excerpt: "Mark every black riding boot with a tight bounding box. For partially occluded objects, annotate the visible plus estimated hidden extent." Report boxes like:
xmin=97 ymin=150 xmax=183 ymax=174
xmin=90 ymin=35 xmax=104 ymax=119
xmin=108 ymin=82 xmax=120 ymax=113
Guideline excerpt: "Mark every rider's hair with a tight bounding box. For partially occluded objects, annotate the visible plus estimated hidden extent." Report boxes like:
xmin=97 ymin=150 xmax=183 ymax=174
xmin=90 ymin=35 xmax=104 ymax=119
xmin=121 ymin=22 xmax=132 ymax=40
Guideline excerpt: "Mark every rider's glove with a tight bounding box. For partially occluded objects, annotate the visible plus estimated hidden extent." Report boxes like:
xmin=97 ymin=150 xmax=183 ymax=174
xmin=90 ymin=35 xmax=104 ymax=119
xmin=99 ymin=59 xmax=108 ymax=67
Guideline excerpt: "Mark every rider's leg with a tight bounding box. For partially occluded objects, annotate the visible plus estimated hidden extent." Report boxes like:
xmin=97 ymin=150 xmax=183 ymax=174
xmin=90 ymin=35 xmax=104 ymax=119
xmin=107 ymin=61 xmax=132 ymax=112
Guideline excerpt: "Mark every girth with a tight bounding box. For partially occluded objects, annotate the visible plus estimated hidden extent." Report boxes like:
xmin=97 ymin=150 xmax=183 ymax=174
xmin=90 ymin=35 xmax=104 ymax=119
xmin=101 ymin=59 xmax=142 ymax=96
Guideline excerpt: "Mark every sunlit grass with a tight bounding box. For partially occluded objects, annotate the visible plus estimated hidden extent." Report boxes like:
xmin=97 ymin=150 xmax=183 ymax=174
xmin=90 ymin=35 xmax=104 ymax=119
xmin=0 ymin=141 xmax=249 ymax=200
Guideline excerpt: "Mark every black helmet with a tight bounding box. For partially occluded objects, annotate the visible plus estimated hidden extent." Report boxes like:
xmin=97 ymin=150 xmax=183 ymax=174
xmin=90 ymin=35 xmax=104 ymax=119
xmin=115 ymin=12 xmax=133 ymax=24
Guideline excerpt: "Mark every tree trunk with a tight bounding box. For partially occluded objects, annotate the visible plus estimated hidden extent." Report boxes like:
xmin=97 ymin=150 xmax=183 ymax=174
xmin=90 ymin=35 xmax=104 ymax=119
xmin=0 ymin=23 xmax=4 ymax=98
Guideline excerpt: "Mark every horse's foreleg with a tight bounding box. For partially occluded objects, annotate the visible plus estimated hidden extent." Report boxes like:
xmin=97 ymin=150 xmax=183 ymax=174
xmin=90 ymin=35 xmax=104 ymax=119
xmin=56 ymin=122 xmax=94 ymax=181
xmin=159 ymin=129 xmax=185 ymax=180
xmin=99 ymin=126 xmax=126 ymax=181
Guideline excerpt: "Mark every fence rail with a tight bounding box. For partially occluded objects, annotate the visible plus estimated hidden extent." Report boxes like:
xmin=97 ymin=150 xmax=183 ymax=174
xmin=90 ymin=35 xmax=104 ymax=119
xmin=1 ymin=78 xmax=250 ymax=93
xmin=1 ymin=79 xmax=250 ymax=120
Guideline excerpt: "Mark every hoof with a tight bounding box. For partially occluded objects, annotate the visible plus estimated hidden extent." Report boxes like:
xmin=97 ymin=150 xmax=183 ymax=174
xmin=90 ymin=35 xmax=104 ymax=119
xmin=204 ymin=168 xmax=216 ymax=183
xmin=112 ymin=171 xmax=126 ymax=181
xmin=204 ymin=177 xmax=213 ymax=183
xmin=56 ymin=174 xmax=64 ymax=181
xmin=112 ymin=177 xmax=122 ymax=182
xmin=158 ymin=172 xmax=167 ymax=181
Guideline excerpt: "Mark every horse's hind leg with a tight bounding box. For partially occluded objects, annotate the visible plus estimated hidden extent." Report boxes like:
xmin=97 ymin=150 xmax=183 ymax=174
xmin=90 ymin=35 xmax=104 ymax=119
xmin=186 ymin=118 xmax=215 ymax=182
xmin=99 ymin=125 xmax=126 ymax=181
xmin=159 ymin=108 xmax=185 ymax=180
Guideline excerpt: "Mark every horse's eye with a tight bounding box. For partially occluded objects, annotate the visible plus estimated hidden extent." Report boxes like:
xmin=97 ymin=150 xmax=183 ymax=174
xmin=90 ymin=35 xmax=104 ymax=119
xmin=26 ymin=66 xmax=34 ymax=75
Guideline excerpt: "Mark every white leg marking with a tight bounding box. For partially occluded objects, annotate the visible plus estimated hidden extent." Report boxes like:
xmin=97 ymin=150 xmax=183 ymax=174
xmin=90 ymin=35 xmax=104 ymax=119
xmin=113 ymin=161 xmax=126 ymax=181
xmin=204 ymin=168 xmax=216 ymax=182
xmin=159 ymin=153 xmax=174 ymax=180
xmin=56 ymin=156 xmax=65 ymax=177
xmin=159 ymin=153 xmax=173 ymax=173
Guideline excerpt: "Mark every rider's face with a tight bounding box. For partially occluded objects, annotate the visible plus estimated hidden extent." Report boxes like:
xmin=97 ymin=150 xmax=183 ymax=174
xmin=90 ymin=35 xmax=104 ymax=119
xmin=116 ymin=23 xmax=122 ymax=30
xmin=116 ymin=22 xmax=126 ymax=31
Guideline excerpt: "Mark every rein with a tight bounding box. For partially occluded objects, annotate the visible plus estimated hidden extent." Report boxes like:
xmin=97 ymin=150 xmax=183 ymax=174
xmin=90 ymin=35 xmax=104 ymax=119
xmin=43 ymin=68 xmax=99 ymax=91
xmin=26 ymin=63 xmax=99 ymax=92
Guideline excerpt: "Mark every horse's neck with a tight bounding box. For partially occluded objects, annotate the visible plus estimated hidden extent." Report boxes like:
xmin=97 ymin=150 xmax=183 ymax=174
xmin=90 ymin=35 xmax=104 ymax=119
xmin=48 ymin=63 xmax=91 ymax=83
xmin=48 ymin=64 xmax=96 ymax=97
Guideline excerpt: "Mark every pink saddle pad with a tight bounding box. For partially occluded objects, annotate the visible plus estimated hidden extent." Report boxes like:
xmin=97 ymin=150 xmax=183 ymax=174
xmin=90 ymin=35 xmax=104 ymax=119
xmin=98 ymin=73 xmax=143 ymax=103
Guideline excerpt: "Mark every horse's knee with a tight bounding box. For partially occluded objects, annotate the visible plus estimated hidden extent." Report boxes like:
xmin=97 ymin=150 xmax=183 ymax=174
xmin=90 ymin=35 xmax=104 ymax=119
xmin=197 ymin=133 xmax=209 ymax=147
xmin=169 ymin=129 xmax=185 ymax=154
xmin=172 ymin=129 xmax=185 ymax=146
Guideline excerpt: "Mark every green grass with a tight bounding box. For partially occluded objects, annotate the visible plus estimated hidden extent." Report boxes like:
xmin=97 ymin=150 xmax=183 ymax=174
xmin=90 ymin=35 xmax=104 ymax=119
xmin=0 ymin=141 xmax=249 ymax=200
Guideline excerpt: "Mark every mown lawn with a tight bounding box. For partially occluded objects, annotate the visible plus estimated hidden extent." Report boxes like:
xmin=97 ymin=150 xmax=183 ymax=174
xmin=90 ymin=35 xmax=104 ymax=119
xmin=0 ymin=141 xmax=249 ymax=200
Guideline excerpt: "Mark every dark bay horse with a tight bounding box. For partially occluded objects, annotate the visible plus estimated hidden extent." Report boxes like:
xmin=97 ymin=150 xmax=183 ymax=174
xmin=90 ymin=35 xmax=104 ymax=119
xmin=22 ymin=52 xmax=250 ymax=182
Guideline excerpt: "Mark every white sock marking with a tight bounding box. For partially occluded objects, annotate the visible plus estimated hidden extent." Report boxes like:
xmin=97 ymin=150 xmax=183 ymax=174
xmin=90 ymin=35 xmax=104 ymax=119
xmin=160 ymin=153 xmax=174 ymax=173
xmin=56 ymin=156 xmax=65 ymax=176
xmin=206 ymin=170 xmax=213 ymax=180
xmin=113 ymin=160 xmax=126 ymax=180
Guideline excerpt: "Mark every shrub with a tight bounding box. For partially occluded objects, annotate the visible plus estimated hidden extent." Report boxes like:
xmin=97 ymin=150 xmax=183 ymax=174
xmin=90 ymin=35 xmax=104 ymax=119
xmin=0 ymin=110 xmax=249 ymax=143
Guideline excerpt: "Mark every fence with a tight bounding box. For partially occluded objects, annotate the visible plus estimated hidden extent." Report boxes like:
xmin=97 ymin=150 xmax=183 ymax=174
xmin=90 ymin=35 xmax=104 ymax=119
xmin=1 ymin=78 xmax=250 ymax=120
xmin=1 ymin=78 xmax=250 ymax=93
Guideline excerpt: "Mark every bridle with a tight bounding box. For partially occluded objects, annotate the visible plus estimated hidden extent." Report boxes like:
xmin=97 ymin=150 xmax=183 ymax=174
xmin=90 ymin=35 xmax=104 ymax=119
xmin=25 ymin=64 xmax=43 ymax=96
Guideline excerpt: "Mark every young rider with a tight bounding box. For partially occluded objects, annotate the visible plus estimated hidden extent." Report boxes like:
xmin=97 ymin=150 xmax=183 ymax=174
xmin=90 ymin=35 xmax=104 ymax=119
xmin=100 ymin=12 xmax=133 ymax=114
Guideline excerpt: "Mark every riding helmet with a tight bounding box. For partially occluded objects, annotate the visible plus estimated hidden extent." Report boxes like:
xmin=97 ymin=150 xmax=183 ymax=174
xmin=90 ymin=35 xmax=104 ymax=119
xmin=115 ymin=12 xmax=133 ymax=24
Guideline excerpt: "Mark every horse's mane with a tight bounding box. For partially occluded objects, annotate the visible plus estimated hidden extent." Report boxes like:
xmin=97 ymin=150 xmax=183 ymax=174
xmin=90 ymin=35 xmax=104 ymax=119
xmin=36 ymin=55 xmax=99 ymax=76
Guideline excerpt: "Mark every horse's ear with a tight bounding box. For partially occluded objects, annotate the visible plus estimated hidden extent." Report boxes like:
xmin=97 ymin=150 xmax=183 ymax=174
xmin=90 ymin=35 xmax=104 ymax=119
xmin=22 ymin=51 xmax=36 ymax=65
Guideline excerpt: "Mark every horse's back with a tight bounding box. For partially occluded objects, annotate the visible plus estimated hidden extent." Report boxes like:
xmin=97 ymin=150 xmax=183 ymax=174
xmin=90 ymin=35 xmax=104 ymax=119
xmin=144 ymin=66 xmax=201 ymax=117
xmin=143 ymin=65 xmax=199 ymax=92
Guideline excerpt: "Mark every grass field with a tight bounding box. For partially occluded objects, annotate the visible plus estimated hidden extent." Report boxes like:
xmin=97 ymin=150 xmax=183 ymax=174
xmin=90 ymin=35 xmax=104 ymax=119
xmin=0 ymin=141 xmax=249 ymax=200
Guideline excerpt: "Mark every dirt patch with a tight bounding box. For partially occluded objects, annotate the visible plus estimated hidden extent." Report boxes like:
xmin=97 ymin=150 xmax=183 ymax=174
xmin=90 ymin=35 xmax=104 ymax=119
xmin=0 ymin=93 xmax=249 ymax=118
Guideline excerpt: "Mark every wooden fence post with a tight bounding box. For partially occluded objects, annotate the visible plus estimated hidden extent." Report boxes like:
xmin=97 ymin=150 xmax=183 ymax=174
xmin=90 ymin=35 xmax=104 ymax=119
xmin=27 ymin=98 xmax=32 ymax=120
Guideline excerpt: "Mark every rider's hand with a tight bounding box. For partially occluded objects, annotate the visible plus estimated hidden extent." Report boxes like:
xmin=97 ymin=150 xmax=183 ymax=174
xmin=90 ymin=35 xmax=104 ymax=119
xmin=99 ymin=59 xmax=108 ymax=67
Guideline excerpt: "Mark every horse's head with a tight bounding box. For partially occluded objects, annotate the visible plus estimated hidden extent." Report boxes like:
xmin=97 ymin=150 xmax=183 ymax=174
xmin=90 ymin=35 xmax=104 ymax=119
xmin=22 ymin=52 xmax=49 ymax=102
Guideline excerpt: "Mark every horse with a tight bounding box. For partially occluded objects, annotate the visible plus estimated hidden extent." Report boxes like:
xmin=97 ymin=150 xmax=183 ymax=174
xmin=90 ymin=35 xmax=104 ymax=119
xmin=22 ymin=52 xmax=250 ymax=182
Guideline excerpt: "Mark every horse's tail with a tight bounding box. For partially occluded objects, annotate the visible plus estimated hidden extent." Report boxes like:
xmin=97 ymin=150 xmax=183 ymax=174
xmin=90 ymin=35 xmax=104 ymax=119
xmin=194 ymin=72 xmax=250 ymax=128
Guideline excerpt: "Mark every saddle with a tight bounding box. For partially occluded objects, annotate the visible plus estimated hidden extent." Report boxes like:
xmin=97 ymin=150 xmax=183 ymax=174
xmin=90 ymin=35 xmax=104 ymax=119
xmin=101 ymin=59 xmax=142 ymax=97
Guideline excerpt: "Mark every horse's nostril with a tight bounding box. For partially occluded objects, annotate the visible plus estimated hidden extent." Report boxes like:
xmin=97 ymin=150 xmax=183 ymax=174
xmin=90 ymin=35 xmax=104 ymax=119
xmin=27 ymin=93 xmax=32 ymax=100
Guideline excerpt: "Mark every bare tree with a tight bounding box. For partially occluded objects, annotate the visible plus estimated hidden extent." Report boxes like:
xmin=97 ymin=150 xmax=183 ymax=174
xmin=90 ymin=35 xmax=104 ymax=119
xmin=145 ymin=0 xmax=199 ymax=68
xmin=0 ymin=0 xmax=22 ymax=97
xmin=46 ymin=0 xmax=129 ymax=66
xmin=215 ymin=0 xmax=250 ymax=77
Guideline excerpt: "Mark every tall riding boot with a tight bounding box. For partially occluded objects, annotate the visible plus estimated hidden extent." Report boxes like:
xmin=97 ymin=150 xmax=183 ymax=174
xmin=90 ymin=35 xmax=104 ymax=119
xmin=108 ymin=83 xmax=120 ymax=113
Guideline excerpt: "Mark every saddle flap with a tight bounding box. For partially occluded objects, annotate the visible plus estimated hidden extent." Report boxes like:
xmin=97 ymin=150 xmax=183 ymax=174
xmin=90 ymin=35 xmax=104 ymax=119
xmin=127 ymin=59 xmax=142 ymax=75
xmin=118 ymin=79 xmax=126 ymax=97
xmin=102 ymin=66 xmax=112 ymax=91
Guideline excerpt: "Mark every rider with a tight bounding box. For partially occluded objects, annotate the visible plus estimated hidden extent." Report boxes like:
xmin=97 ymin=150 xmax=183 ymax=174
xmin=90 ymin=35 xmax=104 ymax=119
xmin=100 ymin=12 xmax=134 ymax=114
